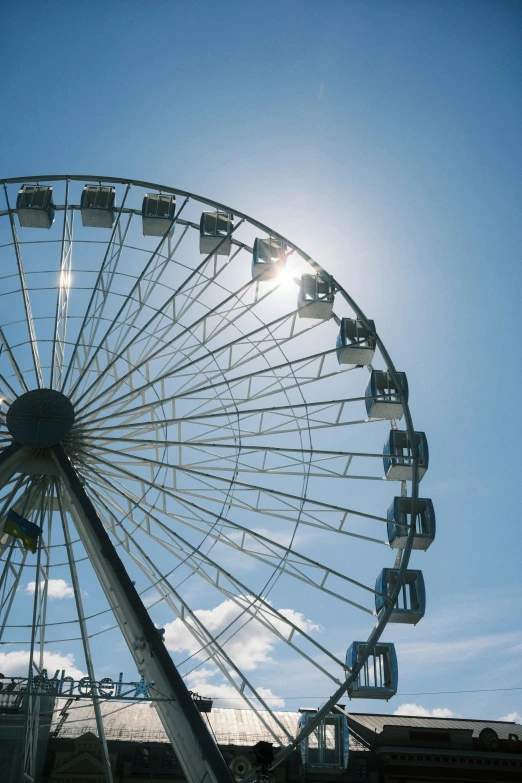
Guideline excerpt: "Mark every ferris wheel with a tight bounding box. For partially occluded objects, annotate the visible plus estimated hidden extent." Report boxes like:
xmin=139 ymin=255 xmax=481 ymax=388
xmin=0 ymin=175 xmax=434 ymax=783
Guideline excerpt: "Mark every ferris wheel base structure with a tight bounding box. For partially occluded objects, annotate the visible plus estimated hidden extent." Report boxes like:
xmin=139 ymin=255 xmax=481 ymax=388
xmin=0 ymin=441 xmax=234 ymax=783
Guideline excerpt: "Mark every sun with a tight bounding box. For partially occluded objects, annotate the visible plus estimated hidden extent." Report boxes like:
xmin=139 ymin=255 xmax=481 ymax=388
xmin=277 ymin=267 xmax=299 ymax=291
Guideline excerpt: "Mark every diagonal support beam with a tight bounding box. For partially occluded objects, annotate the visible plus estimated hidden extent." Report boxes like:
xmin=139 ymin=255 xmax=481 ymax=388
xmin=0 ymin=441 xmax=25 ymax=487
xmin=50 ymin=443 xmax=234 ymax=783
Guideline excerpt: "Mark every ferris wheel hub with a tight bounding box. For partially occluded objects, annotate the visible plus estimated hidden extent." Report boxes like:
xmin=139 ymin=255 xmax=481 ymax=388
xmin=6 ymin=388 xmax=75 ymax=448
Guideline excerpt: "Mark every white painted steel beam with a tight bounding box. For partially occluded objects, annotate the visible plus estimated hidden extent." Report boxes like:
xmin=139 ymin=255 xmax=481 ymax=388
xmin=50 ymin=443 xmax=234 ymax=783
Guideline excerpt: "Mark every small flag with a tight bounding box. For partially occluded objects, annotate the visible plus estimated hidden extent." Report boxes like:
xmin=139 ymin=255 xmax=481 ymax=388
xmin=4 ymin=509 xmax=42 ymax=554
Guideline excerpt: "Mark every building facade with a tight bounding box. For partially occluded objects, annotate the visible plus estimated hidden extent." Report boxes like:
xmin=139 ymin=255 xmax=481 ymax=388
xmin=1 ymin=694 xmax=521 ymax=782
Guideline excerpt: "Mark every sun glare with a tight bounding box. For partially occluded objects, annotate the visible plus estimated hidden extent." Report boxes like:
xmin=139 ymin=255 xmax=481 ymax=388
xmin=277 ymin=267 xmax=299 ymax=291
xmin=59 ymin=271 xmax=72 ymax=288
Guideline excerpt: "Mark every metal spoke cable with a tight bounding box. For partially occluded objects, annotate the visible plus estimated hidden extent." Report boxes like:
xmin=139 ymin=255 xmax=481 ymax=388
xmin=85 ymin=469 xmax=369 ymax=651
xmin=75 ymin=287 xmax=316 ymax=419
xmin=60 ymin=182 xmax=132 ymax=393
xmin=84 ymin=483 xmax=296 ymax=747
xmin=70 ymin=214 xmax=245 ymax=406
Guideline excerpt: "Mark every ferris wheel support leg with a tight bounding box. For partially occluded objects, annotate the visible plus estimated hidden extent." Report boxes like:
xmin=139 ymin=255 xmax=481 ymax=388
xmin=50 ymin=444 xmax=234 ymax=783
xmin=0 ymin=441 xmax=25 ymax=489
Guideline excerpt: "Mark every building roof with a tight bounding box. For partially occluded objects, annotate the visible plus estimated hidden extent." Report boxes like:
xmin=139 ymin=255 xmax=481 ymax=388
xmin=51 ymin=699 xmax=300 ymax=747
xmin=348 ymin=712 xmax=522 ymax=742
xmin=50 ymin=699 xmax=369 ymax=751
xmin=48 ymin=702 xmax=521 ymax=750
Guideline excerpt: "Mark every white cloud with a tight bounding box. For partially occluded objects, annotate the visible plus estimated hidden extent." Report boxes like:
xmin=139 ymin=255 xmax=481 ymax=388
xmin=25 ymin=579 xmax=75 ymax=600
xmin=499 ymin=712 xmax=522 ymax=724
xmin=248 ymin=527 xmax=297 ymax=547
xmin=185 ymin=666 xmax=285 ymax=709
xmin=394 ymin=702 xmax=456 ymax=718
xmin=164 ymin=596 xmax=319 ymax=709
xmin=164 ymin=596 xmax=319 ymax=672
xmin=0 ymin=650 xmax=85 ymax=680
xmin=255 ymin=686 xmax=285 ymax=709
xmin=142 ymin=591 xmax=163 ymax=608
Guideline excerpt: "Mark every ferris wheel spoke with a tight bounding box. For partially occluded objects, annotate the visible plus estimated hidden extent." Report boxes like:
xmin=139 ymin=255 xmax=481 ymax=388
xmin=33 ymin=481 xmax=55 ymax=671
xmin=96 ymin=469 xmax=387 ymax=592
xmin=130 ymin=270 xmax=278 ymax=391
xmin=66 ymin=215 xmax=137 ymax=396
xmin=0 ymin=475 xmax=48 ymax=558
xmin=75 ymin=271 xmax=260 ymax=416
xmin=131 ymin=471 xmax=389 ymax=545
xmin=56 ymin=483 xmax=114 ymax=783
xmin=74 ymin=265 xmax=273 ymax=418
xmin=168 ymin=244 xmax=243 ymax=325
xmin=68 ymin=221 xmax=185 ymax=402
xmin=61 ymin=183 xmax=132 ymax=393
xmin=106 ymin=205 xmax=192 ymax=360
xmin=84 ymin=458 xmax=384 ymax=611
xmin=92 ymin=446 xmax=385 ymax=511
xmin=89 ymin=397 xmax=376 ymax=444
xmin=155 ymin=219 xmax=247 ymax=331
xmin=85 ymin=471 xmax=357 ymax=666
xmin=0 ymin=472 xmax=34 ymax=507
xmin=87 ymin=462 xmax=378 ymax=540
xmin=0 ymin=385 xmax=15 ymax=411
xmin=152 ymin=309 xmax=324 ymax=404
xmin=75 ymin=221 xmax=194 ymax=406
xmin=80 ymin=517 xmax=345 ymax=737
xmin=71 ymin=216 xmax=246 ymax=408
xmin=90 ymin=446 xmax=387 ymax=519
xmin=81 ymin=447 xmax=389 ymax=542
xmin=77 ymin=301 xmax=324 ymax=423
xmin=3 ymin=187 xmax=43 ymax=388
xmin=89 ymin=477 xmax=340 ymax=673
xmin=50 ymin=180 xmax=73 ymax=390
xmin=181 ymin=416 xmax=379 ymax=444
xmin=171 ymin=346 xmax=342 ymax=408
xmin=90 ymin=434 xmax=390 ymax=472
xmin=0 ymin=327 xmax=28 ymax=397
xmin=178 ymin=256 xmax=268 ymax=350
xmin=92 ymin=505 xmax=295 ymax=746
xmin=0 ymin=542 xmax=28 ymax=642
xmin=81 ymin=214 xmax=134 ymax=358
xmin=73 ymin=243 xmax=298 ymax=419
xmin=76 ymin=346 xmax=349 ymax=431
xmin=83 ymin=466 xmax=389 ymax=543
xmin=90 ymin=438 xmax=386 ymax=483
xmin=0 ymin=472 xmax=30 ymax=526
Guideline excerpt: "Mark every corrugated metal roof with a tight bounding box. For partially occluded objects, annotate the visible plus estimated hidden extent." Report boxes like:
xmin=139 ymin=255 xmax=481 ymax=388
xmin=51 ymin=700 xmax=299 ymax=747
xmin=51 ymin=703 xmax=519 ymax=750
xmin=49 ymin=700 xmax=368 ymax=750
xmin=348 ymin=712 xmax=522 ymax=741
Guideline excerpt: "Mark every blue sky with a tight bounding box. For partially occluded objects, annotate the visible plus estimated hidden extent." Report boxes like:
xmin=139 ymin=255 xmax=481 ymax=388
xmin=1 ymin=0 xmax=521 ymax=723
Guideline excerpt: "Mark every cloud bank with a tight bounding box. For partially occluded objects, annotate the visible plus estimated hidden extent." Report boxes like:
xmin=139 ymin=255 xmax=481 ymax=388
xmin=164 ymin=596 xmax=319 ymax=671
xmin=0 ymin=649 xmax=84 ymax=680
xmin=393 ymin=702 xmax=456 ymax=718
xmin=499 ymin=711 xmax=522 ymax=724
xmin=163 ymin=596 xmax=319 ymax=708
xmin=25 ymin=579 xmax=75 ymax=600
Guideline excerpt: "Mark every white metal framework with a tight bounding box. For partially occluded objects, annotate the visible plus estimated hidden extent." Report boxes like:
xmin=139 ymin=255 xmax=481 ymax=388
xmin=0 ymin=175 xmax=429 ymax=782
